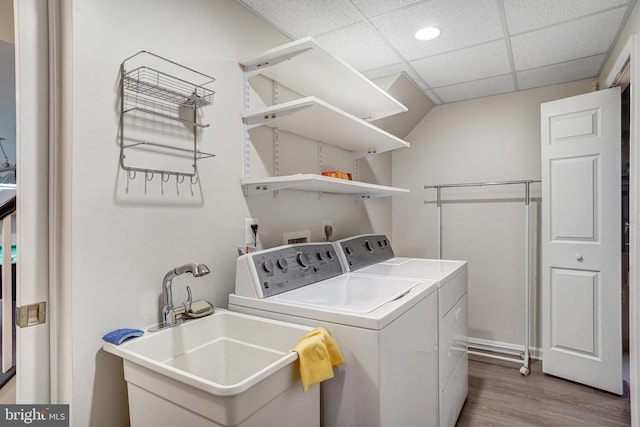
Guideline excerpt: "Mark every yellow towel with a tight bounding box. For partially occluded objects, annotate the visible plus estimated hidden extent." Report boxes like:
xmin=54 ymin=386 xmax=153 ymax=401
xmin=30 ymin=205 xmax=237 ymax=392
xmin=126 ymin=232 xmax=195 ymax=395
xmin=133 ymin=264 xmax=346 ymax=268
xmin=292 ymin=327 xmax=345 ymax=392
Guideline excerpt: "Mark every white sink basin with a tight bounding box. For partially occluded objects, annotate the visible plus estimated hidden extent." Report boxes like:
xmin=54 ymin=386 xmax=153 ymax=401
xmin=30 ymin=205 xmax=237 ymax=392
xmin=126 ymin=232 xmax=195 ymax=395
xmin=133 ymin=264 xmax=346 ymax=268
xmin=104 ymin=309 xmax=319 ymax=427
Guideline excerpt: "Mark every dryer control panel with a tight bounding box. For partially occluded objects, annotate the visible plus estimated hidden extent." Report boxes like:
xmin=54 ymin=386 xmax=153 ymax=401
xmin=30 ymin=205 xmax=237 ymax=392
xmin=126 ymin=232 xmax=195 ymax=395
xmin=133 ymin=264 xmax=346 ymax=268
xmin=249 ymin=243 xmax=343 ymax=297
xmin=334 ymin=234 xmax=395 ymax=271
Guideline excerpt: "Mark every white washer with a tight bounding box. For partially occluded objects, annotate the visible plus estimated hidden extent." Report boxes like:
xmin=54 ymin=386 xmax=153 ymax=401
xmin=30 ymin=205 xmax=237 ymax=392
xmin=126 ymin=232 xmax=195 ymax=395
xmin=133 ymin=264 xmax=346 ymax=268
xmin=229 ymin=242 xmax=439 ymax=427
xmin=333 ymin=235 xmax=468 ymax=427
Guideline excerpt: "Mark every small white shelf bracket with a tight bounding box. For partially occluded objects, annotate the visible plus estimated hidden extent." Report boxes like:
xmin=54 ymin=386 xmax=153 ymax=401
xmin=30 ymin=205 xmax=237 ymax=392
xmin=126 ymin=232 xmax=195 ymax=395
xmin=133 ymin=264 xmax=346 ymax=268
xmin=243 ymin=71 xmax=251 ymax=181
xmin=242 ymin=47 xmax=312 ymax=74
xmin=318 ymin=142 xmax=324 ymax=200
xmin=273 ymin=127 xmax=280 ymax=198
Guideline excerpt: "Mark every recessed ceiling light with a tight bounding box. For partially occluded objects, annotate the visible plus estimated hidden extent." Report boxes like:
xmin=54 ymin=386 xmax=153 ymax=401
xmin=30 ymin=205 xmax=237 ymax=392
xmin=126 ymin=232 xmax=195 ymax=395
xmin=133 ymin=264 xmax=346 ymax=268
xmin=415 ymin=26 xmax=442 ymax=41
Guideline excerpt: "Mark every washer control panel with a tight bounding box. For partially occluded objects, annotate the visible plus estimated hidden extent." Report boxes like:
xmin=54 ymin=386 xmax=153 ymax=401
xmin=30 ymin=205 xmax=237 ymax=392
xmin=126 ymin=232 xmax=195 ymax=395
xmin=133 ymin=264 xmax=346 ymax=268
xmin=251 ymin=243 xmax=343 ymax=297
xmin=335 ymin=234 xmax=395 ymax=271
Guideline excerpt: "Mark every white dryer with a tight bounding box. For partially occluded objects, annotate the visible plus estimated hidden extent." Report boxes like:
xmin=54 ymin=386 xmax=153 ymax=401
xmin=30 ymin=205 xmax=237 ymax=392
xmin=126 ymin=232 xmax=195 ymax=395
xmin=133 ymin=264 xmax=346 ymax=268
xmin=229 ymin=242 xmax=439 ymax=427
xmin=333 ymin=235 xmax=468 ymax=427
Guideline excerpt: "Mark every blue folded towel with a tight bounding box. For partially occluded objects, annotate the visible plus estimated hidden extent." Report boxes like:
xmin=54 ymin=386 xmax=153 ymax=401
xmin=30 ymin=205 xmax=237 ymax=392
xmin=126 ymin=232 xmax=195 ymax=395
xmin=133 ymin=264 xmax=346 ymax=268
xmin=102 ymin=328 xmax=144 ymax=345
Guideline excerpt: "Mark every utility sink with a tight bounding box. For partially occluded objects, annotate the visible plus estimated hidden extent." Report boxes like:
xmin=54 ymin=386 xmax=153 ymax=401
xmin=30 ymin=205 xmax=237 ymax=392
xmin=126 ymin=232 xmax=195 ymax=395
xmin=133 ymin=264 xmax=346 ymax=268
xmin=103 ymin=309 xmax=319 ymax=427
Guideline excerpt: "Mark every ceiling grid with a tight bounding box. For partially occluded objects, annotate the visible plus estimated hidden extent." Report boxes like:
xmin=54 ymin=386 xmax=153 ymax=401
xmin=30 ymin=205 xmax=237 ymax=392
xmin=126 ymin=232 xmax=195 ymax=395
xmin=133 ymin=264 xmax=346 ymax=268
xmin=236 ymin=0 xmax=638 ymax=104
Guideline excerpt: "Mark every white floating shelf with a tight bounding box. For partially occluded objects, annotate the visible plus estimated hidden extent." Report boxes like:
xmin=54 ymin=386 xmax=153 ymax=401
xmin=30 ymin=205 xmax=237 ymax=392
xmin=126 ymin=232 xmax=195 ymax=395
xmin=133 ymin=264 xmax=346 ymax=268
xmin=243 ymin=96 xmax=410 ymax=157
xmin=242 ymin=174 xmax=410 ymax=198
xmin=240 ymin=37 xmax=407 ymax=122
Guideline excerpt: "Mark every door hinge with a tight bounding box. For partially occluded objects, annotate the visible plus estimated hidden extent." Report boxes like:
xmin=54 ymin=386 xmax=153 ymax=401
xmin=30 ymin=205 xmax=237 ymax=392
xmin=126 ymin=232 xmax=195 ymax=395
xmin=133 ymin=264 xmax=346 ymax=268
xmin=16 ymin=302 xmax=46 ymax=328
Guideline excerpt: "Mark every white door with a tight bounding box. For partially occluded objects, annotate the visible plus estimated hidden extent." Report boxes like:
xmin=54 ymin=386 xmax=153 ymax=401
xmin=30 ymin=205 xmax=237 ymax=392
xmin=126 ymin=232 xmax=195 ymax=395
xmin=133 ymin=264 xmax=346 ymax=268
xmin=541 ymin=87 xmax=622 ymax=394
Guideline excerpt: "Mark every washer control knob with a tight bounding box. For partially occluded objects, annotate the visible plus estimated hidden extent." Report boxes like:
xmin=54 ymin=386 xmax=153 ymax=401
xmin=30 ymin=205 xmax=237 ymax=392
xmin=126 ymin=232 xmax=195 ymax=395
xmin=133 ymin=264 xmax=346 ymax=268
xmin=327 ymin=249 xmax=335 ymax=259
xmin=365 ymin=240 xmax=374 ymax=253
xmin=317 ymin=251 xmax=325 ymax=261
xmin=576 ymin=254 xmax=584 ymax=262
xmin=262 ymin=260 xmax=274 ymax=273
xmin=277 ymin=257 xmax=288 ymax=270
xmin=345 ymin=246 xmax=353 ymax=255
xmin=378 ymin=240 xmax=384 ymax=247
xmin=296 ymin=252 xmax=310 ymax=269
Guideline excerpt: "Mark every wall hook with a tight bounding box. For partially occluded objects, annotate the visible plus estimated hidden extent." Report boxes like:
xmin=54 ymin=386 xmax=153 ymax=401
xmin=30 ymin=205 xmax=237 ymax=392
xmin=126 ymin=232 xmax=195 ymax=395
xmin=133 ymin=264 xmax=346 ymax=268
xmin=144 ymin=171 xmax=154 ymax=194
xmin=160 ymin=172 xmax=170 ymax=195
xmin=126 ymin=170 xmax=136 ymax=193
xmin=190 ymin=173 xmax=199 ymax=196
xmin=176 ymin=173 xmax=186 ymax=195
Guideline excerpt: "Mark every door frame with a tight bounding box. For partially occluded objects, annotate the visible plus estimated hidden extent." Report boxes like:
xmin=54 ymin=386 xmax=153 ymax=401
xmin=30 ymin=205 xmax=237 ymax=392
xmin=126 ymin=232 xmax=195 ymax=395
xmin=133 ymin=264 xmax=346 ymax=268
xmin=46 ymin=0 xmax=72 ymax=405
xmin=14 ymin=0 xmax=71 ymax=405
xmin=603 ymin=33 xmax=638 ymax=426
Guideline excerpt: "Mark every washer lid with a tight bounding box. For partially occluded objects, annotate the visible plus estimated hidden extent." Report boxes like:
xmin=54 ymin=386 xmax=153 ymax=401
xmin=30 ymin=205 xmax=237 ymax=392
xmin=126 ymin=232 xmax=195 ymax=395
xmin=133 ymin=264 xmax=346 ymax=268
xmin=358 ymin=257 xmax=466 ymax=283
xmin=269 ymin=274 xmax=422 ymax=314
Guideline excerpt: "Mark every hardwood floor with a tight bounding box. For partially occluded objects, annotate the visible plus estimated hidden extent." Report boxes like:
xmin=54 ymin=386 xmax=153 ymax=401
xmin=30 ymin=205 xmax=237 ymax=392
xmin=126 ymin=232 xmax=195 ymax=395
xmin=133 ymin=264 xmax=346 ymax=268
xmin=456 ymin=358 xmax=631 ymax=426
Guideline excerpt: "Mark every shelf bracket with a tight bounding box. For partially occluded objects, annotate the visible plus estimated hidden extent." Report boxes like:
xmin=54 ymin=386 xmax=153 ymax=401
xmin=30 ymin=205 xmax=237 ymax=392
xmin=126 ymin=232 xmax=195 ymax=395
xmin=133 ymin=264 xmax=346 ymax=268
xmin=272 ymin=80 xmax=279 ymax=104
xmin=353 ymin=153 xmax=359 ymax=181
xmin=318 ymin=142 xmax=324 ymax=200
xmin=273 ymin=127 xmax=280 ymax=198
xmin=272 ymin=81 xmax=280 ymax=198
xmin=243 ymin=104 xmax=313 ymax=127
xmin=243 ymin=71 xmax=251 ymax=180
xmin=242 ymin=47 xmax=312 ymax=73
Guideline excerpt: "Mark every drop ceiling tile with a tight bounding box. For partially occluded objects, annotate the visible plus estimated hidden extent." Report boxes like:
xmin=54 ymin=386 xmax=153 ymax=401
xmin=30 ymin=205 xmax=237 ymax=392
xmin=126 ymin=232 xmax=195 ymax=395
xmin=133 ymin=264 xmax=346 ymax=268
xmin=315 ymin=23 xmax=403 ymax=71
xmin=410 ymin=40 xmax=511 ymax=88
xmin=370 ymin=0 xmax=503 ymax=61
xmin=433 ymin=74 xmax=515 ymax=103
xmin=350 ymin=0 xmax=424 ymax=18
xmin=517 ymin=55 xmax=604 ymax=90
xmin=504 ymin=0 xmax=630 ymax=34
xmin=238 ymin=0 xmax=363 ymax=38
xmin=511 ymin=7 xmax=627 ymax=71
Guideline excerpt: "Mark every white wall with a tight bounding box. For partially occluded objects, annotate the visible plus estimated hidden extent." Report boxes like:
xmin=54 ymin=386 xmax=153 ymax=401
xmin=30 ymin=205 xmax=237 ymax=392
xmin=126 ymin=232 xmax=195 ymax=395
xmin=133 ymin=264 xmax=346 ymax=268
xmin=67 ymin=1 xmax=392 ymax=425
xmin=392 ymin=79 xmax=593 ymax=349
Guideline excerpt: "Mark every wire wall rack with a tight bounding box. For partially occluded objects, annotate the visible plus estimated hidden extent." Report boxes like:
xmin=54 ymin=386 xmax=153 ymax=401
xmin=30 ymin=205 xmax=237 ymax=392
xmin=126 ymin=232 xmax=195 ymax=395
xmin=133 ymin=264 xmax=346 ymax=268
xmin=119 ymin=51 xmax=216 ymax=183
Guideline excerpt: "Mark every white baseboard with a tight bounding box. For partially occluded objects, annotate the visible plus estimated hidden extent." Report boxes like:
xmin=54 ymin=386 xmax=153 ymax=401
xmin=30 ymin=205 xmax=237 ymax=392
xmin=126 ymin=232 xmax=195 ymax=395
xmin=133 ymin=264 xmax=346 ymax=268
xmin=468 ymin=337 xmax=542 ymax=360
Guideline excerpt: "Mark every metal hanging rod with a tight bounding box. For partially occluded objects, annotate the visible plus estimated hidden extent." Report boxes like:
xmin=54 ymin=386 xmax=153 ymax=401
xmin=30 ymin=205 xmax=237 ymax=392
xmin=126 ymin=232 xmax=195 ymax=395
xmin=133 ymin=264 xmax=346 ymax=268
xmin=424 ymin=178 xmax=541 ymax=376
xmin=424 ymin=179 xmax=540 ymax=189
xmin=425 ymin=179 xmax=541 ymax=209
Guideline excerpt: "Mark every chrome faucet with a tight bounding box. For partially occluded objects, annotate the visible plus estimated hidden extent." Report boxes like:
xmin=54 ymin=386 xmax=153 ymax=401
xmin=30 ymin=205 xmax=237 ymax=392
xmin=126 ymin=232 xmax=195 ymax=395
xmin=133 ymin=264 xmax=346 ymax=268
xmin=161 ymin=262 xmax=210 ymax=328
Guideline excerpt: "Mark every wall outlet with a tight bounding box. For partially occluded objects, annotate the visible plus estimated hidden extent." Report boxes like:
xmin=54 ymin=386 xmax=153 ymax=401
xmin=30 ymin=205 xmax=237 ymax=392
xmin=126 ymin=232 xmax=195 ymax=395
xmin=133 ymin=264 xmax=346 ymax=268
xmin=322 ymin=220 xmax=333 ymax=240
xmin=245 ymin=218 xmax=258 ymax=245
xmin=283 ymin=230 xmax=311 ymax=245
